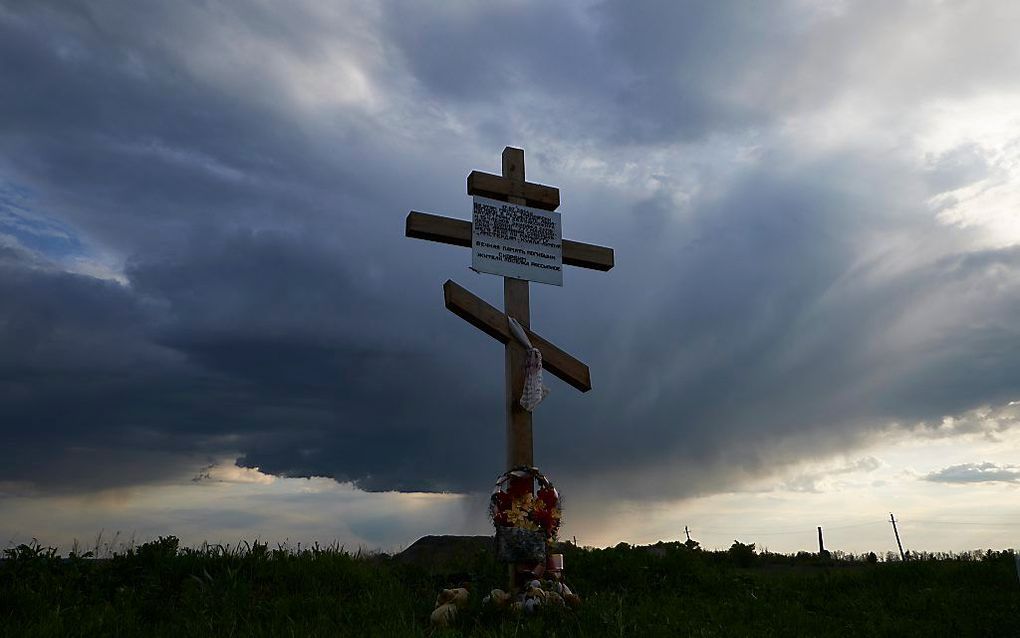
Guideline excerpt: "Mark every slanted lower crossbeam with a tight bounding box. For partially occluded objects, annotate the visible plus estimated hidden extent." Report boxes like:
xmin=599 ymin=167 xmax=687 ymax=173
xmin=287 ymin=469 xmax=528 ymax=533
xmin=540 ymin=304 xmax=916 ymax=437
xmin=443 ymin=280 xmax=591 ymax=392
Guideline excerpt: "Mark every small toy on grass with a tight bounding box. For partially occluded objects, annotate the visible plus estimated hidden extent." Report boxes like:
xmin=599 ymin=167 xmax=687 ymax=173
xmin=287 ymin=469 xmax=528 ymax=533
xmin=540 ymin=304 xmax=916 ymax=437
xmin=430 ymin=586 xmax=470 ymax=628
xmin=435 ymin=587 xmax=469 ymax=608
xmin=482 ymin=578 xmax=581 ymax=615
xmin=481 ymin=588 xmax=512 ymax=609
xmin=430 ymin=603 xmax=458 ymax=628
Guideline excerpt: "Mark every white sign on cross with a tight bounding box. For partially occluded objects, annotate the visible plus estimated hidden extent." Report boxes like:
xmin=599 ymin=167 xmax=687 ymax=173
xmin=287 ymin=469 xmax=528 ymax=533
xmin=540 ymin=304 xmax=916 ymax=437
xmin=471 ymin=196 xmax=563 ymax=286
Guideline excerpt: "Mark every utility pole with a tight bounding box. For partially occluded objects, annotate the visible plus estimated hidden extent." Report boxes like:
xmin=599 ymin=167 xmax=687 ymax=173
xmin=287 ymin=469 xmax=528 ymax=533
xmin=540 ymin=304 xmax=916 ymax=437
xmin=817 ymin=526 xmax=825 ymax=553
xmin=890 ymin=513 xmax=906 ymax=561
xmin=684 ymin=526 xmax=692 ymax=542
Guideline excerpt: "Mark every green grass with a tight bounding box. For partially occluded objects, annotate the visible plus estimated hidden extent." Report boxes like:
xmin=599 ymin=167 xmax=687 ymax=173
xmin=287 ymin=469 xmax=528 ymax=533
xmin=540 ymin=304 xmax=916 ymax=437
xmin=2 ymin=537 xmax=1018 ymax=637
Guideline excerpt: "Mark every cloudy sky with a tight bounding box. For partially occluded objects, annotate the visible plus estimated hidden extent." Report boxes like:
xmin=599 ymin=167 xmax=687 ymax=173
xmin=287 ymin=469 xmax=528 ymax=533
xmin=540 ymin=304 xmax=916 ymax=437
xmin=3 ymin=0 xmax=1020 ymax=555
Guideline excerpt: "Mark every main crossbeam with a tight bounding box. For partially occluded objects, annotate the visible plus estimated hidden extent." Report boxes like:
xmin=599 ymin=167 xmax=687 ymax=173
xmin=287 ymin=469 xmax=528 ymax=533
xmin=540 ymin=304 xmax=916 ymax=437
xmin=406 ymin=211 xmax=615 ymax=272
xmin=443 ymin=279 xmax=592 ymax=392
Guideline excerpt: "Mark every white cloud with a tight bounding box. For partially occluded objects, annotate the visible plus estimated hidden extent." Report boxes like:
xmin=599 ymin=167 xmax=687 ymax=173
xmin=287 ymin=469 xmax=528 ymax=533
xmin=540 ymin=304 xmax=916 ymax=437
xmin=925 ymin=462 xmax=1020 ymax=484
xmin=778 ymin=456 xmax=883 ymax=493
xmin=920 ymin=94 xmax=1020 ymax=247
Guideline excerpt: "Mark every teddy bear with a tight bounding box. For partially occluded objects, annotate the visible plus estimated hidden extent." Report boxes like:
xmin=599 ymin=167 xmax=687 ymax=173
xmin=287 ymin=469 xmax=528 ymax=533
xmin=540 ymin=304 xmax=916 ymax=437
xmin=430 ymin=587 xmax=470 ymax=628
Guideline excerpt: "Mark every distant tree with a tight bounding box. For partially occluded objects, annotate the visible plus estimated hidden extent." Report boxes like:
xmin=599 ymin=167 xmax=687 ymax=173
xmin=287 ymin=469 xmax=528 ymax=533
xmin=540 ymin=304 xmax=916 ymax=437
xmin=133 ymin=535 xmax=180 ymax=561
xmin=866 ymin=552 xmax=878 ymax=564
xmin=728 ymin=541 xmax=756 ymax=568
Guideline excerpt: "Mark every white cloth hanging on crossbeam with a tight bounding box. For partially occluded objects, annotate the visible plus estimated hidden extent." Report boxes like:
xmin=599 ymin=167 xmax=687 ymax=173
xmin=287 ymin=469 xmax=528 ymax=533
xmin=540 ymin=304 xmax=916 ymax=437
xmin=508 ymin=316 xmax=550 ymax=412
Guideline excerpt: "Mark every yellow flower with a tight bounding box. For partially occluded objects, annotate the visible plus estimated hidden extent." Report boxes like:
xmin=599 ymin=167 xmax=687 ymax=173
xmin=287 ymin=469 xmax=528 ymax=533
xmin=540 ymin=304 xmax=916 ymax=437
xmin=506 ymin=507 xmax=527 ymax=527
xmin=504 ymin=494 xmax=543 ymax=530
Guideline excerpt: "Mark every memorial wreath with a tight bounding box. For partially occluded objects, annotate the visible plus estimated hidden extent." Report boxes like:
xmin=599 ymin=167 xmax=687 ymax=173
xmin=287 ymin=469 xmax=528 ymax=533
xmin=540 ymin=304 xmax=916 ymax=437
xmin=489 ymin=466 xmax=561 ymax=540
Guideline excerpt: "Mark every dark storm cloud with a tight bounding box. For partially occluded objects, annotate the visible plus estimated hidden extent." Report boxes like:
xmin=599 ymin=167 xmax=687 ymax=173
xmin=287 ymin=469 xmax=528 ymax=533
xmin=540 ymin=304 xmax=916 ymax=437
xmin=0 ymin=244 xmax=195 ymax=489
xmin=0 ymin=0 xmax=396 ymax=255
xmin=0 ymin=225 xmax=505 ymax=493
xmin=3 ymin=0 xmax=1020 ymax=504
xmin=125 ymin=228 xmax=508 ymax=492
xmin=382 ymin=0 xmax=758 ymax=143
xmin=387 ymin=1 xmax=1020 ymax=145
xmin=0 ymin=0 xmax=514 ymax=495
xmin=925 ymin=462 xmax=1020 ymax=484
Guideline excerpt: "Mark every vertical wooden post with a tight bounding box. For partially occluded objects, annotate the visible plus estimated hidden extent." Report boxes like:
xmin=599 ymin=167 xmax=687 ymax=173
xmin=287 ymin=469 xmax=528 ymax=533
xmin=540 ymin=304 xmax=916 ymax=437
xmin=501 ymin=147 xmax=534 ymax=593
xmin=502 ymin=147 xmax=533 ymax=472
xmin=817 ymin=526 xmax=825 ymax=553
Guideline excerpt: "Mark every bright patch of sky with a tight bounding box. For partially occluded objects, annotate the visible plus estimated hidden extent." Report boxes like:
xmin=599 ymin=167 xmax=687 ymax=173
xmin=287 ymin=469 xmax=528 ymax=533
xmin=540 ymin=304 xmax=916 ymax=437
xmin=921 ymin=94 xmax=1020 ymax=247
xmin=1 ymin=184 xmax=81 ymax=258
xmin=2 ymin=459 xmax=471 ymax=554
xmin=1 ymin=182 xmax=125 ymax=283
xmin=579 ymin=402 xmax=1020 ymax=554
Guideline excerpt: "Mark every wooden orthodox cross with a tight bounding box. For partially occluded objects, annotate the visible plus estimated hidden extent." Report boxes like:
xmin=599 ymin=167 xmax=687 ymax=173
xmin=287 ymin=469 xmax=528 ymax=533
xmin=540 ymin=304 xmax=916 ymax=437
xmin=406 ymin=147 xmax=614 ymax=474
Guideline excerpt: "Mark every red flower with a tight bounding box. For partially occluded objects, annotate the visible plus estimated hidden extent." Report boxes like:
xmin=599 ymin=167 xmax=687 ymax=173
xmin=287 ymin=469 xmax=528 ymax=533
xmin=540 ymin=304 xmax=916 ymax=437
xmin=537 ymin=487 xmax=558 ymax=509
xmin=493 ymin=491 xmax=512 ymax=510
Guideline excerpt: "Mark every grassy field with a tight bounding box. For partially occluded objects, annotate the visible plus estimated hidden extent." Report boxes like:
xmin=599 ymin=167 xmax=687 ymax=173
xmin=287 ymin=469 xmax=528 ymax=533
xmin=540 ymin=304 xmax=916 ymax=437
xmin=2 ymin=536 xmax=1018 ymax=637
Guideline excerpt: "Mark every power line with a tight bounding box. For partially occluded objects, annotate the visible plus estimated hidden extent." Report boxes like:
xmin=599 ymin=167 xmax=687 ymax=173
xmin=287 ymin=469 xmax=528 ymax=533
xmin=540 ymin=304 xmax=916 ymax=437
xmin=691 ymin=520 xmax=886 ymax=537
xmin=820 ymin=521 xmax=889 ymax=531
xmin=682 ymin=517 xmax=1019 ymax=543
xmin=898 ymin=519 xmax=1020 ymax=527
